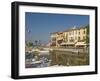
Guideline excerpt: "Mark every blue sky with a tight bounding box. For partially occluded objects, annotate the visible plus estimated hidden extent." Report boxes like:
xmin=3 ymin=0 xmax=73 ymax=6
xmin=25 ymin=12 xmax=89 ymax=44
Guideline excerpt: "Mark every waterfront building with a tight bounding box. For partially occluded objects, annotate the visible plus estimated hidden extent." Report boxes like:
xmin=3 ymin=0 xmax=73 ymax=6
xmin=50 ymin=26 xmax=89 ymax=47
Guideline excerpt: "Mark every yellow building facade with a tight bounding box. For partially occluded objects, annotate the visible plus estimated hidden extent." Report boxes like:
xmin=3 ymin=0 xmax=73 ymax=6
xmin=50 ymin=26 xmax=88 ymax=47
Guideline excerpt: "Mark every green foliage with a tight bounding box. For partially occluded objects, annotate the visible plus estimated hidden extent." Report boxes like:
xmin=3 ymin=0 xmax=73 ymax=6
xmin=26 ymin=42 xmax=33 ymax=47
xmin=85 ymin=25 xmax=89 ymax=44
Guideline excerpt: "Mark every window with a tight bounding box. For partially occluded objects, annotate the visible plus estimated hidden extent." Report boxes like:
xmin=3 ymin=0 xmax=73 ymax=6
xmin=79 ymin=31 xmax=80 ymax=34
xmin=70 ymin=37 xmax=74 ymax=42
xmin=78 ymin=37 xmax=80 ymax=41
xmin=83 ymin=30 xmax=85 ymax=34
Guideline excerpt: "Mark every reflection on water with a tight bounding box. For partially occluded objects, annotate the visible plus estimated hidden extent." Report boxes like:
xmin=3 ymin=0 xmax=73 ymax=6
xmin=25 ymin=48 xmax=89 ymax=68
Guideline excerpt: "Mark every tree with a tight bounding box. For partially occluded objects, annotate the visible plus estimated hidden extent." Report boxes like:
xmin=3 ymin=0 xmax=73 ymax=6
xmin=85 ymin=25 xmax=89 ymax=44
xmin=27 ymin=42 xmax=33 ymax=47
xmin=35 ymin=40 xmax=38 ymax=46
xmin=38 ymin=40 xmax=41 ymax=46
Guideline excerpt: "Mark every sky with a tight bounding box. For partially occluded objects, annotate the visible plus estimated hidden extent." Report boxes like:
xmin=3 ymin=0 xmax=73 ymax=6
xmin=25 ymin=12 xmax=89 ymax=44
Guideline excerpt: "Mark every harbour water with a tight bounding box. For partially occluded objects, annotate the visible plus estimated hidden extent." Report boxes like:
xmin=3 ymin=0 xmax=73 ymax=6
xmin=25 ymin=51 xmax=51 ymax=68
xmin=25 ymin=47 xmax=89 ymax=68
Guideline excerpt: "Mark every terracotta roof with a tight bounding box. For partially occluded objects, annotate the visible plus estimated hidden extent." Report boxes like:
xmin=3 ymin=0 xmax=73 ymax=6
xmin=64 ymin=26 xmax=87 ymax=32
xmin=50 ymin=25 xmax=88 ymax=34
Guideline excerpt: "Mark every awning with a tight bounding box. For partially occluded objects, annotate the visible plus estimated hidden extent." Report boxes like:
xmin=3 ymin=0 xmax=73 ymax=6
xmin=61 ymin=42 xmax=74 ymax=45
xmin=75 ymin=42 xmax=87 ymax=46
